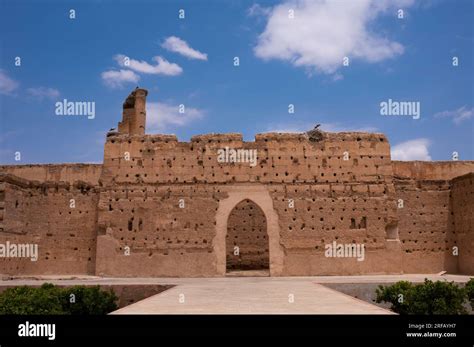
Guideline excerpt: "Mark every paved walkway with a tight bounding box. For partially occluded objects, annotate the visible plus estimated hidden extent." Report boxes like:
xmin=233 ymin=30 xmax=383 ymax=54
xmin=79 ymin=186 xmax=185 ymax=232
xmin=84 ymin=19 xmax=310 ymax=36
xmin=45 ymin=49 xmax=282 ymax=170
xmin=111 ymin=277 xmax=393 ymax=314
xmin=1 ymin=274 xmax=470 ymax=314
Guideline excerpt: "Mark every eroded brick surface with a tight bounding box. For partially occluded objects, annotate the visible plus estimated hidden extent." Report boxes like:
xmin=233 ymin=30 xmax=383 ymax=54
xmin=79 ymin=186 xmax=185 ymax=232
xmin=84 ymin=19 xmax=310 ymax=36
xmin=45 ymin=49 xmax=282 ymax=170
xmin=0 ymin=89 xmax=472 ymax=277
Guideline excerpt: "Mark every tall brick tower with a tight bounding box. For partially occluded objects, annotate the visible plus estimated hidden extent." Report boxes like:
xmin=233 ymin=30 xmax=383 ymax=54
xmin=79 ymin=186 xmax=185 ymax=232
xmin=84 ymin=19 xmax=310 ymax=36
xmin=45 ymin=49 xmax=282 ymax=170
xmin=117 ymin=87 xmax=148 ymax=135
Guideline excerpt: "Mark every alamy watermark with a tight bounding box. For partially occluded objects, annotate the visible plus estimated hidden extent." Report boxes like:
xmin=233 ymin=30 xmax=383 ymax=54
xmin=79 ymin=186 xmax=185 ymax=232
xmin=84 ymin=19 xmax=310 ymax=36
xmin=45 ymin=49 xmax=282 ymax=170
xmin=55 ymin=99 xmax=95 ymax=119
xmin=217 ymin=147 xmax=258 ymax=167
xmin=380 ymin=98 xmax=420 ymax=120
xmin=18 ymin=321 xmax=55 ymax=341
xmin=324 ymin=241 xmax=365 ymax=262
xmin=0 ymin=241 xmax=38 ymax=261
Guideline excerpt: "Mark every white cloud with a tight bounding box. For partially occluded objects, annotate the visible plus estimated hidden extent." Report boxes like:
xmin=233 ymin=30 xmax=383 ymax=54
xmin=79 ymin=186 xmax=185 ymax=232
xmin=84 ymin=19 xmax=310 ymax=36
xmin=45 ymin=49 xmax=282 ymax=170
xmin=101 ymin=69 xmax=140 ymax=89
xmin=114 ymin=54 xmax=183 ymax=76
xmin=253 ymin=0 xmax=413 ymax=75
xmin=391 ymin=138 xmax=431 ymax=161
xmin=247 ymin=3 xmax=272 ymax=17
xmin=147 ymin=102 xmax=205 ymax=133
xmin=26 ymin=87 xmax=60 ymax=100
xmin=0 ymin=70 xmax=19 ymax=95
xmin=434 ymin=106 xmax=473 ymax=124
xmin=161 ymin=36 xmax=208 ymax=61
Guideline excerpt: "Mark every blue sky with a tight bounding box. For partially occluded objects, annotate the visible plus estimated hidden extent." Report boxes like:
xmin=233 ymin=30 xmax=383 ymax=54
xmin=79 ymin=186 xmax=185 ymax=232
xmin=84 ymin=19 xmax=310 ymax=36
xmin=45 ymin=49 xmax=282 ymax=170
xmin=0 ymin=0 xmax=473 ymax=164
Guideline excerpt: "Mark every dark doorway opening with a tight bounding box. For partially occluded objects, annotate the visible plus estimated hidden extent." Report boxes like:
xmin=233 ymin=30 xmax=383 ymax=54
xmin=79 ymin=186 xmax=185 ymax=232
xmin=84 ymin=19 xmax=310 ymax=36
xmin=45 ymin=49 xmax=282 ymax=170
xmin=226 ymin=199 xmax=269 ymax=276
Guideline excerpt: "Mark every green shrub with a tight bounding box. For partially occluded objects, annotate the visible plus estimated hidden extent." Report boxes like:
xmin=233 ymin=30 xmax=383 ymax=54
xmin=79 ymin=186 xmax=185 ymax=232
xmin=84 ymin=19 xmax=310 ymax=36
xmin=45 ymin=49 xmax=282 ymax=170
xmin=465 ymin=278 xmax=474 ymax=309
xmin=375 ymin=281 xmax=414 ymax=315
xmin=376 ymin=279 xmax=467 ymax=315
xmin=0 ymin=283 xmax=64 ymax=315
xmin=62 ymin=285 xmax=118 ymax=315
xmin=0 ymin=283 xmax=118 ymax=315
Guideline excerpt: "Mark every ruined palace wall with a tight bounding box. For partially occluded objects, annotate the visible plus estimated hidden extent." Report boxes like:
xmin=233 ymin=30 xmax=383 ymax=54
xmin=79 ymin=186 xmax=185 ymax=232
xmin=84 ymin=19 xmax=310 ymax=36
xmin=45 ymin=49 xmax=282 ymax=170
xmin=271 ymin=182 xmax=401 ymax=275
xmin=393 ymin=161 xmax=474 ymax=274
xmin=101 ymin=132 xmax=393 ymax=185
xmin=0 ymin=174 xmax=98 ymax=275
xmin=4 ymin=128 xmax=471 ymax=277
xmin=0 ymin=164 xmax=102 ymax=185
xmin=97 ymin=132 xmax=403 ymax=276
xmin=394 ymin=178 xmax=457 ymax=273
xmin=451 ymin=173 xmax=474 ymax=274
xmin=393 ymin=161 xmax=474 ymax=181
xmin=95 ymin=184 xmax=223 ymax=277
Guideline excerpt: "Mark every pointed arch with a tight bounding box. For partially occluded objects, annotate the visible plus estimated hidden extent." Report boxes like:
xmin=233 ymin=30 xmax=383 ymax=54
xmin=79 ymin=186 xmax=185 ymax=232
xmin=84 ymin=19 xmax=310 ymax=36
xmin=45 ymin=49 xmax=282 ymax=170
xmin=213 ymin=185 xmax=283 ymax=276
xmin=226 ymin=199 xmax=268 ymax=271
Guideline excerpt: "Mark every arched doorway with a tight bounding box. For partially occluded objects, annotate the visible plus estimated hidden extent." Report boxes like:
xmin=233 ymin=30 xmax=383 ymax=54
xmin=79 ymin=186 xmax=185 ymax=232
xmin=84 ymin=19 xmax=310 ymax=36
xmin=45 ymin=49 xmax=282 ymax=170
xmin=213 ymin=184 xmax=284 ymax=276
xmin=226 ymin=199 xmax=269 ymax=274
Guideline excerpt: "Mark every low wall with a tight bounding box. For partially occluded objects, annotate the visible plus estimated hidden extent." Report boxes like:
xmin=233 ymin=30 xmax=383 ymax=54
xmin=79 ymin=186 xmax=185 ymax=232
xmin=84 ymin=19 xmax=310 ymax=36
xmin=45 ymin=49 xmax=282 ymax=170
xmin=0 ymin=164 xmax=102 ymax=186
xmin=392 ymin=161 xmax=474 ymax=181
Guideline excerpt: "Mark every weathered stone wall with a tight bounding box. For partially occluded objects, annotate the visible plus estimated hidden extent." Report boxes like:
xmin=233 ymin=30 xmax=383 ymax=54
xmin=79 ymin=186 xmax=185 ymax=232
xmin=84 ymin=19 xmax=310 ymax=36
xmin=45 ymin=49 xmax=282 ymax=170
xmin=95 ymin=184 xmax=224 ymax=277
xmin=394 ymin=178 xmax=457 ymax=273
xmin=0 ymin=164 xmax=102 ymax=186
xmin=451 ymin=173 xmax=474 ymax=274
xmin=101 ymin=132 xmax=392 ymax=185
xmin=393 ymin=161 xmax=474 ymax=181
xmin=0 ymin=128 xmax=472 ymax=277
xmin=95 ymin=131 xmax=402 ymax=276
xmin=392 ymin=161 xmax=474 ymax=274
xmin=271 ymin=182 xmax=402 ymax=275
xmin=0 ymin=174 xmax=98 ymax=275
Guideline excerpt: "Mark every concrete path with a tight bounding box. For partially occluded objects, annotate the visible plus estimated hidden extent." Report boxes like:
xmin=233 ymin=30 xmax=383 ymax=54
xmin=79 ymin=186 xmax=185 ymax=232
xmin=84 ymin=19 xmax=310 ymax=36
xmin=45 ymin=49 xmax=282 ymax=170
xmin=111 ymin=277 xmax=393 ymax=314
xmin=2 ymin=274 xmax=470 ymax=314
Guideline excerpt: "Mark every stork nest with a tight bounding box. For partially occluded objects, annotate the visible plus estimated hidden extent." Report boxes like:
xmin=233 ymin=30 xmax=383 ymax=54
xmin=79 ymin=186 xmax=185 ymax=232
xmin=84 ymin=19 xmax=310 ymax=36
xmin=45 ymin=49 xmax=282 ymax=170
xmin=306 ymin=128 xmax=324 ymax=142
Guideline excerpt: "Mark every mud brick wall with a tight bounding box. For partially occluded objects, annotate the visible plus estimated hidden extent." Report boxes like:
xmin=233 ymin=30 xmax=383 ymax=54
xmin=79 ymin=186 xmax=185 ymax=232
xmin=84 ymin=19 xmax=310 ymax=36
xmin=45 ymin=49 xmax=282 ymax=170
xmin=226 ymin=199 xmax=269 ymax=271
xmin=392 ymin=161 xmax=474 ymax=274
xmin=392 ymin=161 xmax=474 ymax=181
xmin=95 ymin=184 xmax=225 ymax=277
xmin=451 ymin=173 xmax=474 ymax=274
xmin=96 ymin=131 xmax=402 ymax=276
xmin=0 ymin=164 xmax=102 ymax=186
xmin=100 ymin=132 xmax=393 ymax=186
xmin=1 ymin=128 xmax=473 ymax=277
xmin=394 ymin=178 xmax=457 ymax=273
xmin=0 ymin=174 xmax=98 ymax=275
xmin=270 ymin=181 xmax=401 ymax=275
xmin=1 ymin=86 xmax=473 ymax=277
